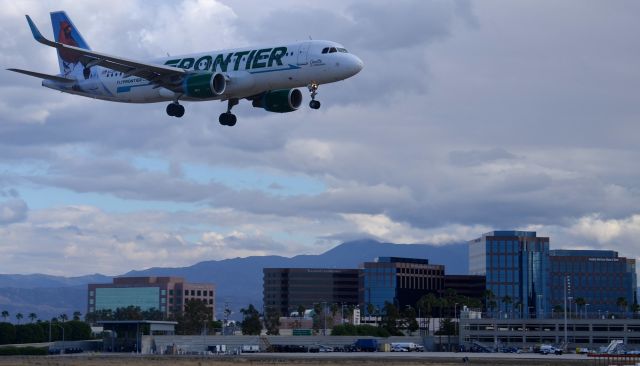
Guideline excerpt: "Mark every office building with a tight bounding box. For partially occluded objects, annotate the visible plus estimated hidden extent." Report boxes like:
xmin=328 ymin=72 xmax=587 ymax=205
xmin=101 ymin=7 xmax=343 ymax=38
xmin=549 ymin=250 xmax=637 ymax=315
xmin=469 ymin=231 xmax=549 ymax=318
xmin=263 ymin=268 xmax=360 ymax=316
xmin=443 ymin=275 xmax=486 ymax=301
xmin=359 ymin=257 xmax=444 ymax=314
xmin=88 ymin=277 xmax=215 ymax=319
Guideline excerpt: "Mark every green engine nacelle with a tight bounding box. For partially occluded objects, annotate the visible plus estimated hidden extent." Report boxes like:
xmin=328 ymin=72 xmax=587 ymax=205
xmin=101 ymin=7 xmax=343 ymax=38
xmin=183 ymin=72 xmax=226 ymax=98
xmin=252 ymin=89 xmax=303 ymax=113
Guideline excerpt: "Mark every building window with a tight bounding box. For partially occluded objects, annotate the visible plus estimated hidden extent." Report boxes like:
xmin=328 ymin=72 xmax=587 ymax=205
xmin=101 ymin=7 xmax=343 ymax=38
xmin=197 ymin=290 xmax=201 ymax=296
xmin=169 ymin=289 xmax=174 ymax=295
xmin=209 ymin=291 xmax=213 ymax=297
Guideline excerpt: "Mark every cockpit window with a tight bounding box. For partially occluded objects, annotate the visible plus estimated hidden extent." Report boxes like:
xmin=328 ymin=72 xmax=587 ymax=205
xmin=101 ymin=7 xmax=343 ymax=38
xmin=329 ymin=47 xmax=337 ymax=53
xmin=322 ymin=47 xmax=329 ymax=54
xmin=338 ymin=48 xmax=348 ymax=53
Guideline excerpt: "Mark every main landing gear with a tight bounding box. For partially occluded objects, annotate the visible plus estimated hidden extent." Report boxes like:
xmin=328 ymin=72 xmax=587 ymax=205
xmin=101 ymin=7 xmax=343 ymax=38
xmin=219 ymin=98 xmax=238 ymax=126
xmin=308 ymin=82 xmax=321 ymax=109
xmin=166 ymin=102 xmax=185 ymax=118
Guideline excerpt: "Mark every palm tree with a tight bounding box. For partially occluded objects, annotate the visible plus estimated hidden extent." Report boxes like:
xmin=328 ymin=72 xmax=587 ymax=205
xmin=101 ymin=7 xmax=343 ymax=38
xmin=73 ymin=311 xmax=82 ymax=321
xmin=28 ymin=313 xmax=37 ymax=323
xmin=575 ymin=297 xmax=586 ymax=318
xmin=417 ymin=293 xmax=437 ymax=334
xmin=501 ymin=296 xmax=512 ymax=318
xmin=617 ymin=297 xmax=628 ymax=317
xmin=553 ymin=304 xmax=563 ymax=318
xmin=59 ymin=313 xmax=68 ymax=322
xmin=483 ymin=289 xmax=496 ymax=316
xmin=15 ymin=313 xmax=23 ymax=324
xmin=1 ymin=310 xmax=8 ymax=322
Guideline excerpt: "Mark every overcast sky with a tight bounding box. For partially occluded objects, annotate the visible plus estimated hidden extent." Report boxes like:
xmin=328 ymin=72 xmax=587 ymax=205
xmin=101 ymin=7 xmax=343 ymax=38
xmin=1 ymin=0 xmax=639 ymax=276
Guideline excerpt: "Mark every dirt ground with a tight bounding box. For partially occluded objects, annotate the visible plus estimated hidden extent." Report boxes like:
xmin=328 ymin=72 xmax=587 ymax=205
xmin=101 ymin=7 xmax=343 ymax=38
xmin=0 ymin=354 xmax=592 ymax=366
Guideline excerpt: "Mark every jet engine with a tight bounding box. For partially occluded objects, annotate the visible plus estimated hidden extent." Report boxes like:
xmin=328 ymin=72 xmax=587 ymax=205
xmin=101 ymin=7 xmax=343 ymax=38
xmin=252 ymin=89 xmax=302 ymax=113
xmin=183 ymin=72 xmax=226 ymax=98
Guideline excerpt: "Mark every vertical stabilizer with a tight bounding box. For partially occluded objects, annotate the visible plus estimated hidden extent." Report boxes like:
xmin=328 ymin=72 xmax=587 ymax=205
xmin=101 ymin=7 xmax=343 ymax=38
xmin=50 ymin=11 xmax=90 ymax=76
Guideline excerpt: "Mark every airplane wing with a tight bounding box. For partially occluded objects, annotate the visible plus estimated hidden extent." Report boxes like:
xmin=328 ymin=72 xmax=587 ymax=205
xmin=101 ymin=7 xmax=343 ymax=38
xmin=25 ymin=15 xmax=187 ymax=90
xmin=7 ymin=68 xmax=75 ymax=84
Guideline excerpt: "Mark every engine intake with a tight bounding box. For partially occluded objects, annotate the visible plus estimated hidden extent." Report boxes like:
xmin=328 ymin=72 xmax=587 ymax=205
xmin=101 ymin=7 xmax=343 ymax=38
xmin=252 ymin=89 xmax=302 ymax=113
xmin=183 ymin=72 xmax=226 ymax=98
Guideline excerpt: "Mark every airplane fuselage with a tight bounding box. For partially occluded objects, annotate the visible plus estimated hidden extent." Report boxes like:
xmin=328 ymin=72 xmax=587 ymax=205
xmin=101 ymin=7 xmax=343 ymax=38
xmin=43 ymin=40 xmax=363 ymax=104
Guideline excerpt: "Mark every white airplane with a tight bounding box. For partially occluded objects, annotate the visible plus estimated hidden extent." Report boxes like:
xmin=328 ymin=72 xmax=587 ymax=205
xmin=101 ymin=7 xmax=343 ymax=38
xmin=8 ymin=11 xmax=363 ymax=126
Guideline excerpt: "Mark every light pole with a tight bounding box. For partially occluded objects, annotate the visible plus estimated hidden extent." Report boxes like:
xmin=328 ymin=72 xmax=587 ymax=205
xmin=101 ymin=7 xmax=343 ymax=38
xmin=54 ymin=323 xmax=65 ymax=354
xmin=564 ymin=275 xmax=568 ymax=349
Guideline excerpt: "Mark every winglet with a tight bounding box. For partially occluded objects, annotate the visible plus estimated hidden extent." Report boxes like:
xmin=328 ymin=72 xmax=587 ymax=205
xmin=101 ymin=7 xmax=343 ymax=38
xmin=25 ymin=15 xmax=55 ymax=47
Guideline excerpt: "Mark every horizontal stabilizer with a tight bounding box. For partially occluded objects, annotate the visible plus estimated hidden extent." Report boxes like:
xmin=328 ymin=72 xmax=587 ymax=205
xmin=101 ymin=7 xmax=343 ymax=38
xmin=7 ymin=68 xmax=75 ymax=84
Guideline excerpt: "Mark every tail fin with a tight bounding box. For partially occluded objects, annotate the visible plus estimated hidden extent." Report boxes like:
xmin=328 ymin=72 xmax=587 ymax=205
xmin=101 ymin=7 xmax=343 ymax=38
xmin=50 ymin=11 xmax=90 ymax=75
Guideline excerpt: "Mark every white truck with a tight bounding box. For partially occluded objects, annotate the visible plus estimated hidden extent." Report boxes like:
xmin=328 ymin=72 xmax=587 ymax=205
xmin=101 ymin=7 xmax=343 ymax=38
xmin=539 ymin=344 xmax=563 ymax=355
xmin=390 ymin=342 xmax=424 ymax=352
xmin=241 ymin=345 xmax=260 ymax=353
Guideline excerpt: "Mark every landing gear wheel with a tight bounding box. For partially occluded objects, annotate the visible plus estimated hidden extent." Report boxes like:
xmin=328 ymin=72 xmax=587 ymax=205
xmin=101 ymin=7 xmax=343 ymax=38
xmin=175 ymin=104 xmax=185 ymax=118
xmin=218 ymin=99 xmax=239 ymax=126
xmin=166 ymin=103 xmax=185 ymax=117
xmin=219 ymin=112 xmax=237 ymax=126
xmin=83 ymin=68 xmax=91 ymax=80
xmin=307 ymin=82 xmax=321 ymax=110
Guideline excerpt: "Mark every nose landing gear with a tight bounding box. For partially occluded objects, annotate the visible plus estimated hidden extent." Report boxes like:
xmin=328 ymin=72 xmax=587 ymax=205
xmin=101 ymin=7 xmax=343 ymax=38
xmin=308 ymin=82 xmax=321 ymax=109
xmin=219 ymin=98 xmax=239 ymax=126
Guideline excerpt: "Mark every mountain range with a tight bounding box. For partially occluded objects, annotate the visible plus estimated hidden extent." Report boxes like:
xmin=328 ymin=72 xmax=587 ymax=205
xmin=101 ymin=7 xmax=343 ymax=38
xmin=0 ymin=239 xmax=467 ymax=321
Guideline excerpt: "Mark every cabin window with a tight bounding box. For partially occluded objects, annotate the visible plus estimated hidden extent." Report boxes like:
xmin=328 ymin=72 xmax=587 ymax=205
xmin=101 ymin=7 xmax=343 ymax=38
xmin=329 ymin=47 xmax=337 ymax=53
xmin=322 ymin=47 xmax=329 ymax=54
xmin=338 ymin=48 xmax=348 ymax=53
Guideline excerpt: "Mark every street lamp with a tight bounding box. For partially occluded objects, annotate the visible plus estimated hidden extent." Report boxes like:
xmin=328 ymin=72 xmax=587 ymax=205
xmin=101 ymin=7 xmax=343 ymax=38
xmin=54 ymin=323 xmax=65 ymax=354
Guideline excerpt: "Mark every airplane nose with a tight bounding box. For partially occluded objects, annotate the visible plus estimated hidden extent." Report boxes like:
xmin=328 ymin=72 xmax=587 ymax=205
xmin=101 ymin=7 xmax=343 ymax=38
xmin=353 ymin=55 xmax=364 ymax=73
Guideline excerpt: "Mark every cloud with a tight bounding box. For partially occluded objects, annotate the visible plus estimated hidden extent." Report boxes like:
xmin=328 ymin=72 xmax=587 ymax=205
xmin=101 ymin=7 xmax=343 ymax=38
xmin=0 ymin=199 xmax=28 ymax=224
xmin=0 ymin=1 xmax=639 ymax=276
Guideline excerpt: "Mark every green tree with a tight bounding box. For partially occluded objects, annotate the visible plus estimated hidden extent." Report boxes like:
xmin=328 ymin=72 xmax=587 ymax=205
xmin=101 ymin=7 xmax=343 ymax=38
xmin=297 ymin=304 xmax=306 ymax=318
xmin=484 ymin=289 xmax=496 ymax=316
xmin=141 ymin=308 xmax=164 ymax=321
xmin=113 ymin=306 xmax=142 ymax=320
xmin=15 ymin=323 xmax=45 ymax=343
xmin=501 ymin=295 xmax=512 ymax=318
xmin=381 ymin=302 xmax=402 ymax=336
xmin=617 ymin=297 xmax=628 ymax=316
xmin=574 ymin=297 xmax=586 ymax=318
xmin=402 ymin=305 xmax=419 ymax=335
xmin=1 ymin=311 xmax=9 ymax=322
xmin=330 ymin=303 xmax=339 ymax=320
xmin=312 ymin=303 xmax=323 ymax=332
xmin=176 ymin=299 xmax=212 ymax=335
xmin=0 ymin=322 xmax=16 ymax=344
xmin=58 ymin=313 xmax=68 ymax=322
xmin=264 ymin=307 xmax=281 ymax=335
xmin=417 ymin=292 xmax=438 ymax=334
xmin=366 ymin=303 xmax=375 ymax=317
xmin=15 ymin=313 xmax=23 ymax=324
xmin=240 ymin=304 xmax=262 ymax=335
xmin=72 ymin=311 xmax=82 ymax=321
xmin=28 ymin=313 xmax=37 ymax=323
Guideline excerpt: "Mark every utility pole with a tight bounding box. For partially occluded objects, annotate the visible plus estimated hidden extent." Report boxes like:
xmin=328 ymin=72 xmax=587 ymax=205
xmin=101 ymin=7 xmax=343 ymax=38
xmin=564 ymin=275 xmax=568 ymax=349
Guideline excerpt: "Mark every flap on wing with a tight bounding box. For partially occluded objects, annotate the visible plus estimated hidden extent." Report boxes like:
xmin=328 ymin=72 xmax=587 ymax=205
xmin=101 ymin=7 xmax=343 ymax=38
xmin=7 ymin=68 xmax=75 ymax=84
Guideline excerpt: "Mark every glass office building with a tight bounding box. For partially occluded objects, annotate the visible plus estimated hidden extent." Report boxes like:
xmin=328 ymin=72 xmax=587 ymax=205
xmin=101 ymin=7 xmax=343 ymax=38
xmin=469 ymin=231 xmax=549 ymax=318
xmin=88 ymin=277 xmax=215 ymax=319
xmin=263 ymin=268 xmax=360 ymax=316
xmin=359 ymin=257 xmax=444 ymax=314
xmin=549 ymin=250 xmax=637 ymax=315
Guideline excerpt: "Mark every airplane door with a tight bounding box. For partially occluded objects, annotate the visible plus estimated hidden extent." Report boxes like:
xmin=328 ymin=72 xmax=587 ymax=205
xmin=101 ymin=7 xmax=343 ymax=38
xmin=296 ymin=42 xmax=311 ymax=65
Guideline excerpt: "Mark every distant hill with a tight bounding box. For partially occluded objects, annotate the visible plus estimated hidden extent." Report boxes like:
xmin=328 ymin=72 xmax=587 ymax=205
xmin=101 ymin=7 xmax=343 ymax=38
xmin=0 ymin=239 xmax=467 ymax=321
